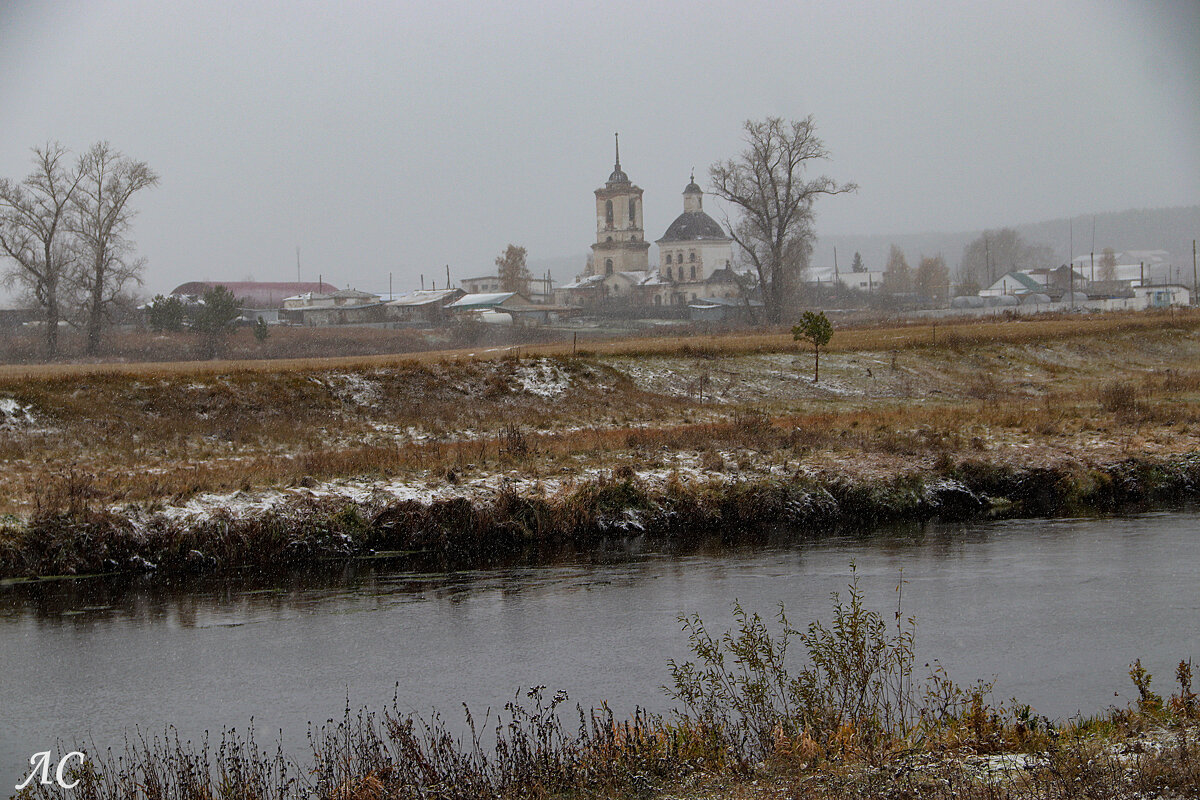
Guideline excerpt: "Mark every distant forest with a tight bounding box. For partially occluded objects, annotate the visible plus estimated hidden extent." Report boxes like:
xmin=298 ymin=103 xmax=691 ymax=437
xmin=814 ymin=205 xmax=1200 ymax=276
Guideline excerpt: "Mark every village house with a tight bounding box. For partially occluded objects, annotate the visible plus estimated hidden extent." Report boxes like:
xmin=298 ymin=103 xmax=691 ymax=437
xmin=385 ymin=288 xmax=465 ymax=325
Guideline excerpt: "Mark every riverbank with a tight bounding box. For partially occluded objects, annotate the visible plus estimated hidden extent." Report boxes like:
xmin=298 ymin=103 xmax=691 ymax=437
xmin=2 ymin=310 xmax=1200 ymax=580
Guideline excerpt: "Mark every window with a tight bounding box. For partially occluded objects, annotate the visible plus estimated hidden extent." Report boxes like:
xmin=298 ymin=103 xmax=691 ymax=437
xmin=666 ymin=267 xmax=672 ymax=280
xmin=605 ymin=258 xmax=613 ymax=275
xmin=690 ymin=265 xmax=696 ymax=280
xmin=628 ymin=198 xmax=636 ymax=223
xmin=666 ymin=253 xmax=672 ymax=264
xmin=689 ymin=251 xmax=695 ymax=262
xmin=654 ymin=295 xmax=661 ymax=305
xmin=605 ymin=200 xmax=613 ymax=227
xmin=677 ymin=251 xmax=684 ymax=263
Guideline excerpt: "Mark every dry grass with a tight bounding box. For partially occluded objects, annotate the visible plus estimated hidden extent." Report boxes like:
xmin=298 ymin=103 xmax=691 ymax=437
xmin=0 ymin=310 xmax=1198 ymax=520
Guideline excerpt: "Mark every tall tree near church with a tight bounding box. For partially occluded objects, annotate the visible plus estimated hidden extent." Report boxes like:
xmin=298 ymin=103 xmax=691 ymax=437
xmin=1098 ymin=247 xmax=1118 ymax=282
xmin=496 ymin=244 xmax=531 ymax=294
xmin=709 ymin=116 xmax=856 ymax=323
xmin=883 ymin=245 xmax=912 ymax=294
xmin=915 ymin=254 xmax=950 ymax=302
xmin=851 ymin=251 xmax=865 ymax=273
xmin=70 ymin=141 xmax=159 ymax=355
xmin=0 ymin=142 xmax=86 ymax=358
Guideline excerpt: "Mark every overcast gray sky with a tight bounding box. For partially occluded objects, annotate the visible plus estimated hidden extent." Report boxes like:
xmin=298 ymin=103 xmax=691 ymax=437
xmin=1 ymin=0 xmax=1197 ymax=297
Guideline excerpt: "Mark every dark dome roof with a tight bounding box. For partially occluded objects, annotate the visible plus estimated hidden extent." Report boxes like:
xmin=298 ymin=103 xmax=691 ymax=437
xmin=608 ymin=167 xmax=630 ymax=184
xmin=660 ymin=210 xmax=727 ymax=242
xmin=684 ymin=179 xmax=702 ymax=194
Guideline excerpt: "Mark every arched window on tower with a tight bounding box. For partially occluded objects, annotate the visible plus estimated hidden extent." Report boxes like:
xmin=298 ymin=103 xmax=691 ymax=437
xmin=628 ymin=198 xmax=636 ymax=224
xmin=605 ymin=200 xmax=613 ymax=227
xmin=690 ymin=265 xmax=696 ymax=279
xmin=605 ymin=258 xmax=614 ymax=275
xmin=666 ymin=266 xmax=672 ymax=280
xmin=666 ymin=253 xmax=672 ymax=265
xmin=689 ymin=251 xmax=696 ymax=262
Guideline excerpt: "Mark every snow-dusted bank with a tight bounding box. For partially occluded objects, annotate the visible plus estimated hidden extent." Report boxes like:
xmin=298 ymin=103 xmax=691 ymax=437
xmin=3 ymin=450 xmax=1198 ymax=580
xmin=4 ymin=314 xmax=1200 ymax=580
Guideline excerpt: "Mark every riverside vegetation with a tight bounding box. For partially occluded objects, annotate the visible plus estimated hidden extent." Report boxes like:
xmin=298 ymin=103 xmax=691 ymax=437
xmin=11 ymin=574 xmax=1200 ymax=800
xmin=3 ymin=310 xmax=1200 ymax=579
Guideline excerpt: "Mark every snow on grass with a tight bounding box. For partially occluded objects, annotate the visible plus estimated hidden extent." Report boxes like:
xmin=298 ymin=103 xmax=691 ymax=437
xmin=515 ymin=360 xmax=571 ymax=397
xmin=330 ymin=372 xmax=382 ymax=406
xmin=0 ymin=398 xmax=40 ymax=430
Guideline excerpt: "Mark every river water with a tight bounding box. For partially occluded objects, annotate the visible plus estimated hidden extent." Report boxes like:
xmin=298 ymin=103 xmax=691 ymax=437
xmin=2 ymin=510 xmax=1199 ymax=786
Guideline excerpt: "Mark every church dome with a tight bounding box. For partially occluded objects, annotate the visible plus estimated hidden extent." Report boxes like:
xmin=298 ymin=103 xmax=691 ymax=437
xmin=683 ymin=176 xmax=703 ymax=194
xmin=608 ymin=166 xmax=630 ymax=184
xmin=660 ymin=210 xmax=726 ymax=242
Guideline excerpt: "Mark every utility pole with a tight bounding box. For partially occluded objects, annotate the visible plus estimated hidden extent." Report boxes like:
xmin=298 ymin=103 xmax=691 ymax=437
xmin=1068 ymin=220 xmax=1074 ymax=307
xmin=389 ymin=272 xmax=393 ymax=300
xmin=296 ymin=247 xmax=301 ymax=283
xmin=1193 ymin=240 xmax=1197 ymax=303
xmin=1090 ymin=251 xmax=1094 ymax=285
xmin=834 ymin=247 xmax=839 ymax=278
xmin=446 ymin=264 xmax=451 ymax=290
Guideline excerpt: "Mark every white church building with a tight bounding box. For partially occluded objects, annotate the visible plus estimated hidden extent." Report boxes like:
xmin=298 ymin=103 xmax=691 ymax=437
xmin=558 ymin=137 xmax=745 ymax=308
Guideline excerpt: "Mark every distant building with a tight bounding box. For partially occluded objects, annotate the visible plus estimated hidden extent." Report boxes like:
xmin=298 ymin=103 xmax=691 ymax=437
xmin=385 ymin=288 xmax=465 ymax=325
xmin=460 ymin=275 xmax=504 ymax=294
xmin=169 ymin=281 xmax=336 ymax=308
xmin=805 ymin=267 xmax=886 ymax=293
xmin=281 ymin=288 xmax=384 ymax=325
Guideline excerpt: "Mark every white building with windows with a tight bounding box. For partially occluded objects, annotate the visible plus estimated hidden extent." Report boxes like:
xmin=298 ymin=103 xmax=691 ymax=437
xmin=649 ymin=175 xmax=737 ymax=306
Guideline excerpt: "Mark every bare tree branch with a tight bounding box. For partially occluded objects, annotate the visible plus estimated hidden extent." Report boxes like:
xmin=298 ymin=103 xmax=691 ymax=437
xmin=0 ymin=142 xmax=85 ymax=357
xmin=70 ymin=141 xmax=159 ymax=355
xmin=708 ymin=117 xmax=855 ymax=323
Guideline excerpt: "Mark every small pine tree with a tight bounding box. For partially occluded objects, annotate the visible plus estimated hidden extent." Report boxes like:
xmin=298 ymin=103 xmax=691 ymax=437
xmin=253 ymin=316 xmax=270 ymax=342
xmin=851 ymin=251 xmax=865 ymax=273
xmin=792 ymin=310 xmax=833 ymax=383
xmin=146 ymin=295 xmax=186 ymax=332
xmin=191 ymin=285 xmax=241 ymax=358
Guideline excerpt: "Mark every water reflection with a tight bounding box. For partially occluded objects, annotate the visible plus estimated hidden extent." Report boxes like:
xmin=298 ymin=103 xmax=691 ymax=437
xmin=2 ymin=511 xmax=1198 ymax=788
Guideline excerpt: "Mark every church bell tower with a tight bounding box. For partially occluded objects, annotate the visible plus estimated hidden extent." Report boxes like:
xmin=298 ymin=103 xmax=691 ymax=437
xmin=590 ymin=133 xmax=650 ymax=276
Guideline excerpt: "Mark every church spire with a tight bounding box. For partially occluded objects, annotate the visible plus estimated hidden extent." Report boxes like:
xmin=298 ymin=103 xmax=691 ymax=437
xmin=606 ymin=132 xmax=629 ymax=184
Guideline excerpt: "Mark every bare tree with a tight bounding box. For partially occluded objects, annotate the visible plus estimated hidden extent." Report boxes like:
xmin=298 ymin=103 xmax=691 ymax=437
xmin=70 ymin=142 xmax=159 ymax=355
xmin=959 ymin=228 xmax=1054 ymax=289
xmin=0 ymin=143 xmax=85 ymax=358
xmin=709 ymin=116 xmax=856 ymax=323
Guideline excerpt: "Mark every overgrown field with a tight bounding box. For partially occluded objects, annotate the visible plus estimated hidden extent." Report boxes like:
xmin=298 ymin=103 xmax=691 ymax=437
xmin=2 ymin=310 xmax=1200 ymax=578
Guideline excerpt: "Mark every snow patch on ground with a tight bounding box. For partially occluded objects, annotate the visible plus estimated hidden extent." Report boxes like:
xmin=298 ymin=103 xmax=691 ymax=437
xmin=330 ymin=373 xmax=382 ymax=406
xmin=0 ymin=398 xmax=40 ymax=430
xmin=515 ymin=361 xmax=571 ymax=397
